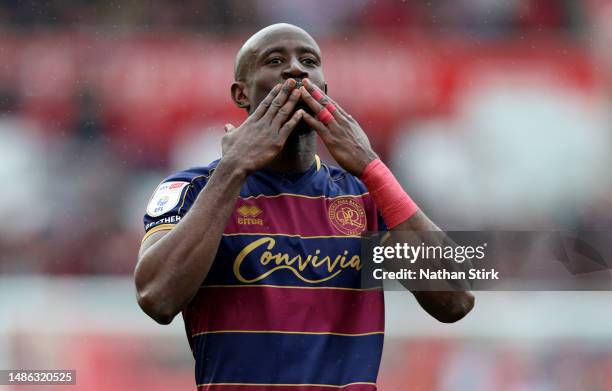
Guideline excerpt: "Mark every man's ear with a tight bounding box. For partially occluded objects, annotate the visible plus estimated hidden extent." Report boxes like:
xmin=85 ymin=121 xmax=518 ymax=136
xmin=231 ymin=82 xmax=250 ymax=109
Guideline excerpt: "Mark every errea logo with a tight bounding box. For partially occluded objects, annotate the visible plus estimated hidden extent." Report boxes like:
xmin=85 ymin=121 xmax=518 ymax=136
xmin=237 ymin=204 xmax=264 ymax=226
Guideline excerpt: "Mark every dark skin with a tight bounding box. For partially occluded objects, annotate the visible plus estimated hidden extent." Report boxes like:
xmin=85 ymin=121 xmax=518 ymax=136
xmin=297 ymin=78 xmax=475 ymax=322
xmin=134 ymin=23 xmax=474 ymax=325
xmin=229 ymin=25 xmax=324 ymax=173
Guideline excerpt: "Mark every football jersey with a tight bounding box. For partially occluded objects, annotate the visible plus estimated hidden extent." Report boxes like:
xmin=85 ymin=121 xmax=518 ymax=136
xmin=143 ymin=155 xmax=386 ymax=391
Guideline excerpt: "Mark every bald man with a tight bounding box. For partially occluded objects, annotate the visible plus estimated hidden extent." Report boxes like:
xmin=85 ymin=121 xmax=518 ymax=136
xmin=135 ymin=24 xmax=474 ymax=390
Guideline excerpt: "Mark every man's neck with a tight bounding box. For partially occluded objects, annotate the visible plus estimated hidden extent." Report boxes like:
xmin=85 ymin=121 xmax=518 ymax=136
xmin=266 ymin=130 xmax=316 ymax=173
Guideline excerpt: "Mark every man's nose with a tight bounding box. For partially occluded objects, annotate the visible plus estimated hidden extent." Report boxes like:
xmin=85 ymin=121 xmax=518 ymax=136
xmin=283 ymin=58 xmax=308 ymax=79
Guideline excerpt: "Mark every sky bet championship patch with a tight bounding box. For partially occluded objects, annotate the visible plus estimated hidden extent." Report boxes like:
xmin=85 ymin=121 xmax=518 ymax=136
xmin=146 ymin=181 xmax=190 ymax=217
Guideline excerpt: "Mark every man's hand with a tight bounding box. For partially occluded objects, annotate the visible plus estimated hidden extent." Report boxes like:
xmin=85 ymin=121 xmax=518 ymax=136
xmin=299 ymin=78 xmax=378 ymax=177
xmin=222 ymin=79 xmax=304 ymax=175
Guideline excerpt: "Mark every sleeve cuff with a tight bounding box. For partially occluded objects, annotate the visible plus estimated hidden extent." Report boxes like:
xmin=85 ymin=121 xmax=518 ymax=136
xmin=141 ymin=223 xmax=176 ymax=243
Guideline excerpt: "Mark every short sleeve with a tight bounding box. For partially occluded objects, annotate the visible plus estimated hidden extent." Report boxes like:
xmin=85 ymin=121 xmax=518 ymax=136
xmin=142 ymin=164 xmax=217 ymax=242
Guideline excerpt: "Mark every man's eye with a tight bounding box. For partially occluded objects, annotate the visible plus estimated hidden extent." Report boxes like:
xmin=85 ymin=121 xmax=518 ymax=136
xmin=267 ymin=58 xmax=282 ymax=65
xmin=302 ymin=58 xmax=317 ymax=66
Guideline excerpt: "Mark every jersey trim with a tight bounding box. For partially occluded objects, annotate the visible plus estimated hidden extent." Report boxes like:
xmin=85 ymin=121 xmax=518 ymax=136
xmin=141 ymin=223 xmax=175 ymax=243
xmin=240 ymin=192 xmax=369 ymax=201
xmin=192 ymin=330 xmax=384 ymax=337
xmin=197 ymin=382 xmax=376 ymax=388
xmin=222 ymin=232 xmax=361 ymax=239
xmin=200 ymin=284 xmax=382 ymax=292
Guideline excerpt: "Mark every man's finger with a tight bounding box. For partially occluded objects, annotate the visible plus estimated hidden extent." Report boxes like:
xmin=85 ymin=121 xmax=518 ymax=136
xmin=277 ymin=109 xmax=304 ymax=142
xmin=271 ymin=88 xmax=301 ymax=129
xmin=251 ymin=83 xmax=282 ymax=120
xmin=321 ymin=94 xmax=351 ymax=119
xmin=264 ymin=78 xmax=297 ymax=121
xmin=224 ymin=123 xmax=236 ymax=133
xmin=299 ymin=86 xmax=337 ymax=127
xmin=302 ymin=78 xmax=349 ymax=119
xmin=299 ymin=86 xmax=325 ymax=115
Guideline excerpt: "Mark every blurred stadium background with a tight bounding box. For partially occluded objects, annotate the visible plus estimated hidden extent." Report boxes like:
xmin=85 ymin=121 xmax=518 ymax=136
xmin=2 ymin=0 xmax=612 ymax=390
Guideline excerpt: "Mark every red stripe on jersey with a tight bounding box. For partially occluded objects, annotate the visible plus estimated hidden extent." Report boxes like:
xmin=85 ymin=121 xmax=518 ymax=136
xmin=198 ymin=383 xmax=377 ymax=391
xmin=184 ymin=286 xmax=384 ymax=337
xmin=225 ymin=194 xmax=379 ymax=237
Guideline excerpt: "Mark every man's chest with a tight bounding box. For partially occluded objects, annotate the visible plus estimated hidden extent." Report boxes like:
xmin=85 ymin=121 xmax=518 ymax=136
xmin=206 ymin=194 xmax=373 ymax=287
xmin=225 ymin=194 xmax=370 ymax=237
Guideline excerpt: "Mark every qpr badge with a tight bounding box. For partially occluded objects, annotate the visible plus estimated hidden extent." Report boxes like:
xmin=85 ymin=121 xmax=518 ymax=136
xmin=146 ymin=181 xmax=190 ymax=217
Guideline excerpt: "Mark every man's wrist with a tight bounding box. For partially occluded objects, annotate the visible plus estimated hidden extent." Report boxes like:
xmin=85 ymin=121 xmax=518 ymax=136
xmin=355 ymin=150 xmax=379 ymax=177
xmin=359 ymin=159 xmax=419 ymax=229
xmin=359 ymin=158 xmax=383 ymax=182
xmin=215 ymin=158 xmax=249 ymax=183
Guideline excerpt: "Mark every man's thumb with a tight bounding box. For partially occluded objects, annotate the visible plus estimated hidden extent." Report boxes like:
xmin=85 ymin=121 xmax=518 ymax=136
xmin=224 ymin=123 xmax=236 ymax=133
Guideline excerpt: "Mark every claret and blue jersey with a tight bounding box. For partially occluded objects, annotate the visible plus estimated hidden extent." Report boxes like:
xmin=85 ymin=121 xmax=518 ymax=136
xmin=143 ymin=155 xmax=386 ymax=391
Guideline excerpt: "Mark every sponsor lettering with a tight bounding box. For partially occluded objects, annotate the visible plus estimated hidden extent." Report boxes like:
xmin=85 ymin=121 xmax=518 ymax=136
xmin=237 ymin=217 xmax=264 ymax=225
xmin=145 ymin=215 xmax=181 ymax=231
xmin=233 ymin=237 xmax=361 ymax=284
xmin=236 ymin=204 xmax=265 ymax=225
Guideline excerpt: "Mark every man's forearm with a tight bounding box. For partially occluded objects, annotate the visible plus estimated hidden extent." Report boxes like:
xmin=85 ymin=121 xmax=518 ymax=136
xmin=135 ymin=159 xmax=247 ymax=324
xmin=360 ymin=159 xmax=474 ymax=323
xmin=391 ymin=211 xmax=475 ymax=323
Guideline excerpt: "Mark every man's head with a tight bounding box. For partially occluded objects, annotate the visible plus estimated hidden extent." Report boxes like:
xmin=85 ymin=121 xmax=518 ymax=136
xmin=231 ymin=23 xmax=326 ymax=120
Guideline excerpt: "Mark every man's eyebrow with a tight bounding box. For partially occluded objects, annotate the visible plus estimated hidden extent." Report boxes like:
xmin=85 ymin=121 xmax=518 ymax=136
xmin=258 ymin=45 xmax=321 ymax=61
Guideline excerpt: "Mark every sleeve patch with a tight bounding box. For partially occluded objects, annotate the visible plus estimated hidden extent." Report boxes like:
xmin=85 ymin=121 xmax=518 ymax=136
xmin=146 ymin=181 xmax=190 ymax=217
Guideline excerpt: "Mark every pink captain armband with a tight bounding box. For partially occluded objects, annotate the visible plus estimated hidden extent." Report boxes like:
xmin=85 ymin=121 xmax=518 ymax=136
xmin=359 ymin=159 xmax=419 ymax=229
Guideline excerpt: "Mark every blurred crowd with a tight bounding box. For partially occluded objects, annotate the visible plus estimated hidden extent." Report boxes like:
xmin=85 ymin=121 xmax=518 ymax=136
xmin=0 ymin=0 xmax=587 ymax=35
xmin=1 ymin=0 xmax=612 ymax=275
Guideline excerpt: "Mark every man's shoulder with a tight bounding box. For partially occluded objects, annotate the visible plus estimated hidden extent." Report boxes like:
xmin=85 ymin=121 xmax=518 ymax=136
xmin=143 ymin=160 xmax=221 ymax=229
xmin=160 ymin=159 xmax=221 ymax=186
xmin=319 ymin=161 xmax=368 ymax=195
